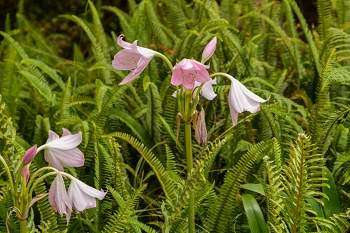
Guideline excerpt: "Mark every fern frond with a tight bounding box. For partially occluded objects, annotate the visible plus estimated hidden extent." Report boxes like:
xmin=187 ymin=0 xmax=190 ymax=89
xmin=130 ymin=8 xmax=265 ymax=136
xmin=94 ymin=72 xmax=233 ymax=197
xmin=108 ymin=132 xmax=177 ymax=202
xmin=205 ymin=139 xmax=271 ymax=232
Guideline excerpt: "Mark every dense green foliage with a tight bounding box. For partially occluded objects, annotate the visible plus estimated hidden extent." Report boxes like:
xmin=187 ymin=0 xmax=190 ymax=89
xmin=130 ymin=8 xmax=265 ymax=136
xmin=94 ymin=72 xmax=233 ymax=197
xmin=1 ymin=0 xmax=350 ymax=232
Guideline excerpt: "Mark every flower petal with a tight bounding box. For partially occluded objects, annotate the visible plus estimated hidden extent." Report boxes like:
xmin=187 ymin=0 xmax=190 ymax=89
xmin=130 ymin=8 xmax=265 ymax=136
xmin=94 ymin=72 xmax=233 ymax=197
xmin=202 ymin=37 xmax=217 ymax=62
xmin=194 ymin=68 xmax=210 ymax=83
xmin=117 ymin=34 xmax=132 ymax=49
xmin=46 ymin=148 xmax=84 ymax=168
xmin=170 ymin=69 xmax=184 ymax=86
xmin=68 ymin=177 xmax=106 ymax=212
xmin=45 ymin=132 xmax=82 ymax=150
xmin=47 ymin=130 xmax=59 ymax=143
xmin=112 ymin=50 xmax=142 ymax=70
xmin=200 ymin=78 xmax=217 ymax=100
xmin=22 ymin=144 xmax=37 ymax=165
xmin=228 ymin=90 xmax=240 ymax=126
xmin=49 ymin=173 xmax=72 ymax=224
xmin=45 ymin=150 xmax=65 ymax=171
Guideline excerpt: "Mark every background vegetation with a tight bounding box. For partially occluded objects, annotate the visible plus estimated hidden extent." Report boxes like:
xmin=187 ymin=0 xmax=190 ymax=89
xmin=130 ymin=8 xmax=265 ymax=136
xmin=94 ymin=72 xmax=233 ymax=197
xmin=1 ymin=0 xmax=350 ymax=232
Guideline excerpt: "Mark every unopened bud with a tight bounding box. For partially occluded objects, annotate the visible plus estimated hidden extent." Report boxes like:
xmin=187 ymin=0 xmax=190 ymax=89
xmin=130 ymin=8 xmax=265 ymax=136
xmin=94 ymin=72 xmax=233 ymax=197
xmin=22 ymin=145 xmax=37 ymax=165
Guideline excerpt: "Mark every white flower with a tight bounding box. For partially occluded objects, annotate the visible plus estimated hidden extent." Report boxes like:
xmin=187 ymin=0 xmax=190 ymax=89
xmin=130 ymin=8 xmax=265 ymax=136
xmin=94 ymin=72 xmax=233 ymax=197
xmin=49 ymin=173 xmax=72 ymax=224
xmin=227 ymin=75 xmax=266 ymax=126
xmin=67 ymin=177 xmax=106 ymax=212
xmin=37 ymin=128 xmax=84 ymax=171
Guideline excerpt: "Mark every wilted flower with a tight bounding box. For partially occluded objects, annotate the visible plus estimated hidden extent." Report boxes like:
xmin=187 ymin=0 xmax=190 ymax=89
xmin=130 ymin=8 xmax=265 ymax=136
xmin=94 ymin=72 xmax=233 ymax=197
xmin=22 ymin=144 xmax=37 ymax=165
xmin=112 ymin=34 xmax=157 ymax=85
xmin=171 ymin=59 xmax=211 ymax=89
xmin=195 ymin=108 xmax=207 ymax=145
xmin=67 ymin=177 xmax=106 ymax=212
xmin=21 ymin=165 xmax=30 ymax=182
xmin=228 ymin=75 xmax=266 ymax=126
xmin=49 ymin=173 xmax=72 ymax=224
xmin=37 ymin=128 xmax=84 ymax=171
xmin=202 ymin=37 xmax=217 ymax=63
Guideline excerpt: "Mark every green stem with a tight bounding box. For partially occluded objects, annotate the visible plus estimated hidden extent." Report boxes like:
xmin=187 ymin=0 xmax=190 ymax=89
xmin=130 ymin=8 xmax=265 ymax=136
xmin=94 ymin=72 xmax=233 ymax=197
xmin=0 ymin=155 xmax=15 ymax=202
xmin=154 ymin=52 xmax=173 ymax=71
xmin=19 ymin=218 xmax=27 ymax=233
xmin=185 ymin=122 xmax=195 ymax=233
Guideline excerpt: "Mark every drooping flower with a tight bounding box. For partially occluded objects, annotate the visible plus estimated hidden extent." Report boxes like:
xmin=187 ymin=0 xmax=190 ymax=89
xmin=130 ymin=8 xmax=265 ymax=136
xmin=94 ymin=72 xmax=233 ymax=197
xmin=22 ymin=144 xmax=37 ymax=165
xmin=37 ymin=128 xmax=84 ymax=171
xmin=49 ymin=173 xmax=72 ymax=224
xmin=228 ymin=75 xmax=266 ymax=126
xmin=171 ymin=59 xmax=211 ymax=89
xmin=67 ymin=177 xmax=106 ymax=212
xmin=112 ymin=34 xmax=157 ymax=85
xmin=201 ymin=37 xmax=217 ymax=63
xmin=21 ymin=165 xmax=30 ymax=182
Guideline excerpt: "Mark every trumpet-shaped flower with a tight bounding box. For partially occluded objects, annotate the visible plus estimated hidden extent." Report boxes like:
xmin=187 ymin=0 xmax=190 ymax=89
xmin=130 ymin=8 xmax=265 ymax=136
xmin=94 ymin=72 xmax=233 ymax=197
xmin=49 ymin=173 xmax=72 ymax=224
xmin=202 ymin=37 xmax=217 ymax=63
xmin=171 ymin=59 xmax=210 ymax=89
xmin=22 ymin=144 xmax=37 ymax=165
xmin=112 ymin=34 xmax=157 ymax=85
xmin=228 ymin=75 xmax=266 ymax=126
xmin=67 ymin=177 xmax=106 ymax=212
xmin=37 ymin=128 xmax=84 ymax=171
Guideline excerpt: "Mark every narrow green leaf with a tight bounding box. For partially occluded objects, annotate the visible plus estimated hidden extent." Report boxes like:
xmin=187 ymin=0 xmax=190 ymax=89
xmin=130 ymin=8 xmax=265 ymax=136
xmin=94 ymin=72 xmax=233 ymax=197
xmin=241 ymin=184 xmax=265 ymax=196
xmin=242 ymin=193 xmax=269 ymax=233
xmin=323 ymin=167 xmax=342 ymax=218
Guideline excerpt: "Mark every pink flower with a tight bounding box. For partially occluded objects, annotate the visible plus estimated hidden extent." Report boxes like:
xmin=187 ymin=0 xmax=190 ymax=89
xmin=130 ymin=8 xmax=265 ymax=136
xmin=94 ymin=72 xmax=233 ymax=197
xmin=202 ymin=37 xmax=217 ymax=63
xmin=228 ymin=75 xmax=266 ymax=126
xmin=49 ymin=173 xmax=72 ymax=224
xmin=171 ymin=59 xmax=210 ymax=89
xmin=67 ymin=177 xmax=106 ymax=212
xmin=21 ymin=165 xmax=30 ymax=182
xmin=37 ymin=128 xmax=84 ymax=171
xmin=172 ymin=78 xmax=217 ymax=100
xmin=112 ymin=34 xmax=157 ymax=85
xmin=22 ymin=144 xmax=37 ymax=165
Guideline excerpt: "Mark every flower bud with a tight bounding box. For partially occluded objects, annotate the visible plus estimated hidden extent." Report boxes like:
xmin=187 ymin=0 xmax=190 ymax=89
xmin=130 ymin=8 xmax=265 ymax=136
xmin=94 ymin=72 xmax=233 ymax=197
xmin=201 ymin=37 xmax=217 ymax=63
xmin=22 ymin=145 xmax=37 ymax=165
xmin=22 ymin=165 xmax=30 ymax=182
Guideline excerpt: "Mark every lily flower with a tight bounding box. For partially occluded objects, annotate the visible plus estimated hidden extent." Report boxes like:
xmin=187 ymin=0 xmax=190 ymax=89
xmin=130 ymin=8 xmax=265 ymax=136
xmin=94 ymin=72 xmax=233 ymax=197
xmin=67 ymin=177 xmax=106 ymax=212
xmin=112 ymin=34 xmax=157 ymax=85
xmin=227 ymin=75 xmax=266 ymax=126
xmin=173 ymin=78 xmax=217 ymax=100
xmin=49 ymin=173 xmax=72 ymax=224
xmin=22 ymin=144 xmax=37 ymax=165
xmin=171 ymin=59 xmax=211 ymax=89
xmin=201 ymin=37 xmax=217 ymax=63
xmin=37 ymin=128 xmax=84 ymax=171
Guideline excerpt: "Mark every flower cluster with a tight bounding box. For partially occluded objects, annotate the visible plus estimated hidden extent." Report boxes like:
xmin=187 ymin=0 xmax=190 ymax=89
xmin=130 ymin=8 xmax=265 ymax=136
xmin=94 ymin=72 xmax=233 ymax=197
xmin=22 ymin=128 xmax=106 ymax=224
xmin=112 ymin=35 xmax=266 ymax=128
